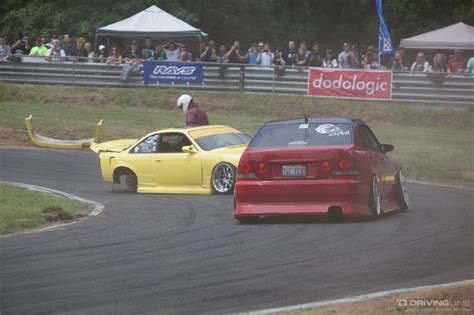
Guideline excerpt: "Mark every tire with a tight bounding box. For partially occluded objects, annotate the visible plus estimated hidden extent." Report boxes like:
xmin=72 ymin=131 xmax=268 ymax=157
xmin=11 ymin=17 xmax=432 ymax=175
xmin=369 ymin=176 xmax=382 ymax=218
xmin=122 ymin=172 xmax=138 ymax=192
xmin=395 ymin=169 xmax=409 ymax=211
xmin=211 ymin=162 xmax=236 ymax=195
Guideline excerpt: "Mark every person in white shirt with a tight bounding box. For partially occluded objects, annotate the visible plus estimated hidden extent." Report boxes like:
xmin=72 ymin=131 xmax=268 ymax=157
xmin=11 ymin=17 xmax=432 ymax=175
xmin=46 ymin=39 xmax=65 ymax=62
xmin=163 ymin=41 xmax=184 ymax=62
xmin=256 ymin=43 xmax=274 ymax=67
xmin=410 ymin=52 xmax=429 ymax=73
xmin=322 ymin=49 xmax=338 ymax=68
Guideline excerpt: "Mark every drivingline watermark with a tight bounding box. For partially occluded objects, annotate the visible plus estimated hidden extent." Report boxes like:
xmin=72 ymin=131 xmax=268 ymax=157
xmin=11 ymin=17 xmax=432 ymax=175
xmin=396 ymin=298 xmax=471 ymax=312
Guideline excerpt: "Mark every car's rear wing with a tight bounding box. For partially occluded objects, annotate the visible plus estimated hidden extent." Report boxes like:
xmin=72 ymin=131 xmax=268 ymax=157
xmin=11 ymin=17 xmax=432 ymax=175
xmin=24 ymin=115 xmax=103 ymax=149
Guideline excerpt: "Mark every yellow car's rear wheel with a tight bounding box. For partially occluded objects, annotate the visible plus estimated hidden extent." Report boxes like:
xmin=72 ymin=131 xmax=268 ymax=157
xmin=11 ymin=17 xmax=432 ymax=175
xmin=212 ymin=163 xmax=235 ymax=195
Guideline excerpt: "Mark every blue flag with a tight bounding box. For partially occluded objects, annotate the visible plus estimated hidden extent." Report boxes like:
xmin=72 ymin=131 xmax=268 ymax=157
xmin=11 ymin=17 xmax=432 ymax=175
xmin=376 ymin=0 xmax=394 ymax=55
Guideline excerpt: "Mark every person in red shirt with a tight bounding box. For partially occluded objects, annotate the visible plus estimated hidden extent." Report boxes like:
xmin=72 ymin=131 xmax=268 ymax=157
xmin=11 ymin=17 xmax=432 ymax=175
xmin=176 ymin=94 xmax=209 ymax=127
xmin=447 ymin=49 xmax=467 ymax=75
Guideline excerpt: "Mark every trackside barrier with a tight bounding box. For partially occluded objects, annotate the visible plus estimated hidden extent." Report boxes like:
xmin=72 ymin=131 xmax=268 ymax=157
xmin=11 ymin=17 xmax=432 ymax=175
xmin=0 ymin=57 xmax=472 ymax=106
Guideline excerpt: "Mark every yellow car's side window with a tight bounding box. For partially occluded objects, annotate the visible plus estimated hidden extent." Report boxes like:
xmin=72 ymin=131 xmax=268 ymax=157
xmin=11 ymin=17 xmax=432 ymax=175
xmin=132 ymin=134 xmax=160 ymax=154
xmin=158 ymin=133 xmax=192 ymax=153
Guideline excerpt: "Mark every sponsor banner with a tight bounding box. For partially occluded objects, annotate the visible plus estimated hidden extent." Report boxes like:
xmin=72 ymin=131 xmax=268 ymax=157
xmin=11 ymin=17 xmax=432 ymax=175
xmin=307 ymin=68 xmax=392 ymax=100
xmin=143 ymin=61 xmax=203 ymax=84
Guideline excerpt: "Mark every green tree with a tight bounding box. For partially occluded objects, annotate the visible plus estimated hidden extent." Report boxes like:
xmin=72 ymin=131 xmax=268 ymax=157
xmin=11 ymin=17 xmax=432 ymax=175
xmin=1 ymin=0 xmax=472 ymax=50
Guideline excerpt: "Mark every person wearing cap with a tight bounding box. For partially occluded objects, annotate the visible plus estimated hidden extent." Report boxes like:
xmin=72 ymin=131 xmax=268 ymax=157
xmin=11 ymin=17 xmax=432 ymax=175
xmin=176 ymin=94 xmax=209 ymax=127
xmin=447 ymin=49 xmax=467 ymax=75
xmin=95 ymin=44 xmax=107 ymax=63
xmin=0 ymin=35 xmax=11 ymax=62
xmin=45 ymin=39 xmax=65 ymax=62
xmin=29 ymin=37 xmax=48 ymax=57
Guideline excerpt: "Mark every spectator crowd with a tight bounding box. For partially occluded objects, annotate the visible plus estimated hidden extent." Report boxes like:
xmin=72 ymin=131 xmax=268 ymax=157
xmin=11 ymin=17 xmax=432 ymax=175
xmin=0 ymin=33 xmax=473 ymax=75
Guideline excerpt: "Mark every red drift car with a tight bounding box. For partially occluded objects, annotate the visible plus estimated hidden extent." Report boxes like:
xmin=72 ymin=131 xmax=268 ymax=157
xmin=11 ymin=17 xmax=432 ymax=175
xmin=234 ymin=118 xmax=409 ymax=223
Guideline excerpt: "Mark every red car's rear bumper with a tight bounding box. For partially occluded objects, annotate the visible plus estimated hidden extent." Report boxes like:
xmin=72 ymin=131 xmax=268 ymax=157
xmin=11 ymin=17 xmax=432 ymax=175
xmin=234 ymin=178 xmax=372 ymax=217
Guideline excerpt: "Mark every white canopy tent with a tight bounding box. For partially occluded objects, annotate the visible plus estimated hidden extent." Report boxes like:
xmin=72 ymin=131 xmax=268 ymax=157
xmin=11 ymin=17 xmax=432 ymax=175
xmin=95 ymin=5 xmax=207 ymax=49
xmin=399 ymin=22 xmax=474 ymax=50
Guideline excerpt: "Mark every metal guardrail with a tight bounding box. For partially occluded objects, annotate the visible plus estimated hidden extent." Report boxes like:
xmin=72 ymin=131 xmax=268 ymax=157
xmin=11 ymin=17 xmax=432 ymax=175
xmin=0 ymin=57 xmax=473 ymax=106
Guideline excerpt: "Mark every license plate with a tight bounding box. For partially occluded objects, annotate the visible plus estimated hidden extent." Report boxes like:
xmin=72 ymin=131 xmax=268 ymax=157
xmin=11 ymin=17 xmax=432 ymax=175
xmin=282 ymin=164 xmax=306 ymax=177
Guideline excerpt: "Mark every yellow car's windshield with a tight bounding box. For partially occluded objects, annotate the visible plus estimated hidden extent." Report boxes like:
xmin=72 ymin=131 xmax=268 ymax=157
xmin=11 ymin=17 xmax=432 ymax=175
xmin=193 ymin=133 xmax=251 ymax=151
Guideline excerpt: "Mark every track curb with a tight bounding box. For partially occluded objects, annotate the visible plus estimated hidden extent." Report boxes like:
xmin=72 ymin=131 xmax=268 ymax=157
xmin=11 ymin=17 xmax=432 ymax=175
xmin=246 ymin=279 xmax=474 ymax=314
xmin=0 ymin=180 xmax=104 ymax=217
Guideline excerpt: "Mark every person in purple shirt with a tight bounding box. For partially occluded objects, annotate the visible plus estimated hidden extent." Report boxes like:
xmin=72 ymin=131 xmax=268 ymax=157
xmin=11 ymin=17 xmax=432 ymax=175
xmin=176 ymin=94 xmax=209 ymax=127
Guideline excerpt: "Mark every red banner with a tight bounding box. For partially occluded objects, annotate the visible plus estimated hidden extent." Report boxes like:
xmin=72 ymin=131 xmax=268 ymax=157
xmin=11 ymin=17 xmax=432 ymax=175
xmin=307 ymin=68 xmax=392 ymax=100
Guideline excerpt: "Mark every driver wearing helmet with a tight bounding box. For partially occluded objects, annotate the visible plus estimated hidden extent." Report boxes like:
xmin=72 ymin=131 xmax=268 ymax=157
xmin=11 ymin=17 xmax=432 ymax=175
xmin=177 ymin=94 xmax=209 ymax=127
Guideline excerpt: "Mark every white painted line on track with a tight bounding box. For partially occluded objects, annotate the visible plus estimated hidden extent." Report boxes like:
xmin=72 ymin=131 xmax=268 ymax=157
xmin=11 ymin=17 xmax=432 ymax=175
xmin=244 ymin=279 xmax=474 ymax=314
xmin=0 ymin=180 xmax=104 ymax=217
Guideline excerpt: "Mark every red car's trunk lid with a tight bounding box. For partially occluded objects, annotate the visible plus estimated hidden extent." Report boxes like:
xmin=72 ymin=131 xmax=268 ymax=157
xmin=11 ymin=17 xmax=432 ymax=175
xmin=248 ymin=145 xmax=354 ymax=180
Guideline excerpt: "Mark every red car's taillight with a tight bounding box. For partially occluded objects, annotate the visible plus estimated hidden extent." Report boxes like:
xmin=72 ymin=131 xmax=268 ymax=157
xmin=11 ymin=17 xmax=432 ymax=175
xmin=321 ymin=160 xmax=332 ymax=171
xmin=237 ymin=151 xmax=256 ymax=179
xmin=338 ymin=159 xmax=352 ymax=170
xmin=332 ymin=158 xmax=359 ymax=176
xmin=319 ymin=158 xmax=359 ymax=177
xmin=238 ymin=162 xmax=251 ymax=173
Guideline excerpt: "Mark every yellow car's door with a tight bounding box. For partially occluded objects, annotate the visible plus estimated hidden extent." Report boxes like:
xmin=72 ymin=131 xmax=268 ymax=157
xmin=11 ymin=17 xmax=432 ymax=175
xmin=127 ymin=134 xmax=160 ymax=185
xmin=151 ymin=133 xmax=202 ymax=188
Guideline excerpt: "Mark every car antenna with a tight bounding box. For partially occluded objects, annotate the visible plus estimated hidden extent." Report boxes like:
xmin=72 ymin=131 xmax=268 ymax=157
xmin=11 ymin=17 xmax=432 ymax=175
xmin=299 ymin=104 xmax=308 ymax=124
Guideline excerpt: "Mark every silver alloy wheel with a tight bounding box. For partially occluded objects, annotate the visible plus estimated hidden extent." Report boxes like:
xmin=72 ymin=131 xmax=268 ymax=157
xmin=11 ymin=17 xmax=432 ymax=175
xmin=372 ymin=177 xmax=381 ymax=216
xmin=399 ymin=170 xmax=409 ymax=207
xmin=212 ymin=163 xmax=235 ymax=194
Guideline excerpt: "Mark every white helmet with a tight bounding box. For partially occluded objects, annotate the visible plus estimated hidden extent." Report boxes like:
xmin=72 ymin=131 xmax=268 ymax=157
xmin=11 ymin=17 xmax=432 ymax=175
xmin=177 ymin=94 xmax=193 ymax=113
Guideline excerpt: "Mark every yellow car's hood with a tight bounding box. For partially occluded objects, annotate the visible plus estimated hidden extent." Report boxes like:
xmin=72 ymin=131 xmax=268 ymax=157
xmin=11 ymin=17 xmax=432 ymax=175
xmin=90 ymin=139 xmax=137 ymax=153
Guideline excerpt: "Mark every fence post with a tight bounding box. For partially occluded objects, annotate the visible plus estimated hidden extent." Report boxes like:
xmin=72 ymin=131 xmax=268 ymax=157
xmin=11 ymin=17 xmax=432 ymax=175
xmin=239 ymin=67 xmax=245 ymax=93
xmin=272 ymin=66 xmax=276 ymax=93
xmin=72 ymin=58 xmax=76 ymax=86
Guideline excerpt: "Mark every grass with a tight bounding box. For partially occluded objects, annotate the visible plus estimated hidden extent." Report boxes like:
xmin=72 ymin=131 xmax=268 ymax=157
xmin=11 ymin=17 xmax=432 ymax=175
xmin=0 ymin=83 xmax=473 ymax=187
xmin=0 ymin=184 xmax=89 ymax=235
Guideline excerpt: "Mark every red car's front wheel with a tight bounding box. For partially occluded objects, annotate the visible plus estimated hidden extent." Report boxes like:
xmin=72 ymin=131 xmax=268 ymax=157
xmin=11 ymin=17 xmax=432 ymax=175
xmin=395 ymin=170 xmax=409 ymax=211
xmin=369 ymin=176 xmax=382 ymax=218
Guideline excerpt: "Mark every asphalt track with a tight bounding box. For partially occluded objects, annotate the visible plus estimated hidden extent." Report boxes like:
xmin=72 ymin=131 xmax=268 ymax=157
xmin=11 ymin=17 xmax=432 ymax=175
xmin=0 ymin=147 xmax=473 ymax=314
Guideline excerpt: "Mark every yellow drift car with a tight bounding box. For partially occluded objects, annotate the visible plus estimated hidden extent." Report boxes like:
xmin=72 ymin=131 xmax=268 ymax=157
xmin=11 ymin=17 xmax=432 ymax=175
xmin=91 ymin=125 xmax=251 ymax=194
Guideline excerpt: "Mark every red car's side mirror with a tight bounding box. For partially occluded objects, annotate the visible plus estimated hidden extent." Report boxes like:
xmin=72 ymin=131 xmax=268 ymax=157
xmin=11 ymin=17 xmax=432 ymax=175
xmin=381 ymin=144 xmax=394 ymax=153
